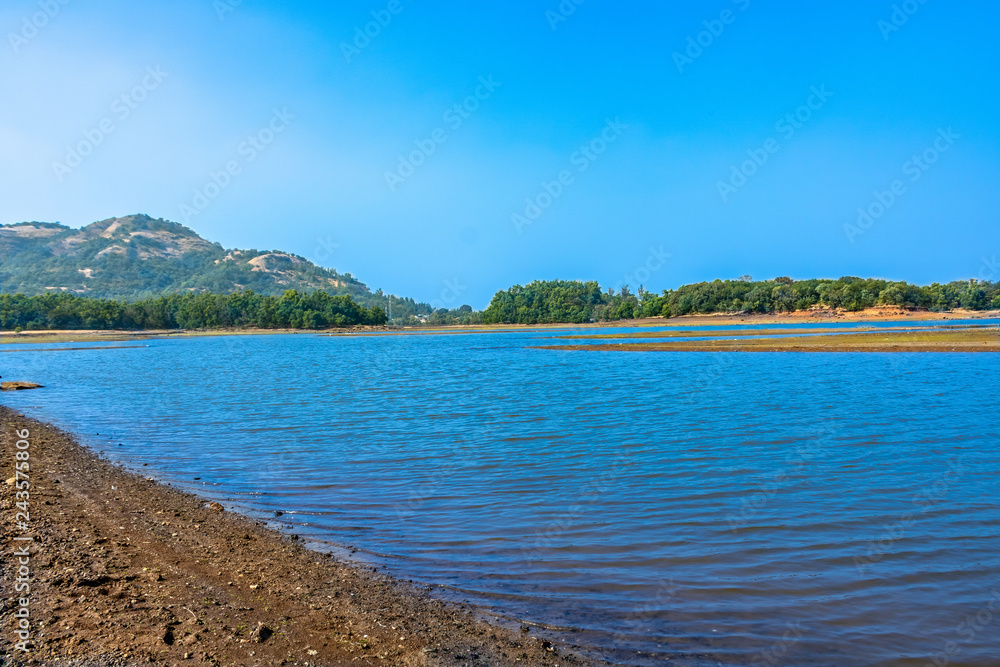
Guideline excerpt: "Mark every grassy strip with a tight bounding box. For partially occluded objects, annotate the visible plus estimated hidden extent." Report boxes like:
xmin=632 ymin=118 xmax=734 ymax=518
xmin=537 ymin=328 xmax=1000 ymax=352
xmin=550 ymin=325 xmax=955 ymax=340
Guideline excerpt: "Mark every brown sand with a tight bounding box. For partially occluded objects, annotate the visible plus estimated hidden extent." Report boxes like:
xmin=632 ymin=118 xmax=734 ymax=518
xmin=0 ymin=327 xmax=395 ymax=346
xmin=549 ymin=325 xmax=968 ymax=341
xmin=658 ymin=307 xmax=998 ymax=326
xmin=0 ymin=408 xmax=593 ymax=667
xmin=538 ymin=328 xmax=1000 ymax=353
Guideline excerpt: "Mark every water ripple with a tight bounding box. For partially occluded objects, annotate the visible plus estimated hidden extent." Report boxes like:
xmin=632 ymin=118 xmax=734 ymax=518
xmin=3 ymin=327 xmax=999 ymax=665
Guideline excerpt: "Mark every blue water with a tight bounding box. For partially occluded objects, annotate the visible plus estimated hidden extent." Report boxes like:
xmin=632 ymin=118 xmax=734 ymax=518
xmin=3 ymin=326 xmax=1000 ymax=666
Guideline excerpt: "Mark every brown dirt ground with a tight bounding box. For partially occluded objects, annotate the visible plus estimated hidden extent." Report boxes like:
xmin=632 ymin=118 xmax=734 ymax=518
xmin=538 ymin=328 xmax=1000 ymax=353
xmin=0 ymin=327 xmax=395 ymax=346
xmin=550 ymin=325 xmax=955 ymax=340
xmin=660 ymin=307 xmax=998 ymax=325
xmin=0 ymin=408 xmax=595 ymax=667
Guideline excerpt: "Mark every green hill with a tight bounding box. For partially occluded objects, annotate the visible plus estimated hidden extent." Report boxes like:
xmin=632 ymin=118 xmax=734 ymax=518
xmin=0 ymin=214 xmax=375 ymax=300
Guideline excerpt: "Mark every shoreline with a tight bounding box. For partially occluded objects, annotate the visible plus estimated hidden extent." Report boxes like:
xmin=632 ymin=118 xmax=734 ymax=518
xmin=0 ymin=326 xmax=396 ymax=346
xmin=4 ymin=309 xmax=997 ymax=345
xmin=0 ymin=407 xmax=593 ymax=666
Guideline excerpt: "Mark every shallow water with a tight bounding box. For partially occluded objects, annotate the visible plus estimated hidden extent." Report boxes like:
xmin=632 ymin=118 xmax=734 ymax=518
xmin=3 ymin=324 xmax=1000 ymax=665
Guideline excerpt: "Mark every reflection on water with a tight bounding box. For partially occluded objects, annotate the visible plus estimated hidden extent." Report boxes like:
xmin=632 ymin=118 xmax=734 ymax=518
xmin=3 ymin=324 xmax=999 ymax=666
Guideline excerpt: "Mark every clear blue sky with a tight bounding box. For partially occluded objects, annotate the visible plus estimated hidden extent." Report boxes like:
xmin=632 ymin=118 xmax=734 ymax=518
xmin=2 ymin=0 xmax=998 ymax=307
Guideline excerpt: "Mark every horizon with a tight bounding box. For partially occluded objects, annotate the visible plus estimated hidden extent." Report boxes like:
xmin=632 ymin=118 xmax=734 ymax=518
xmin=2 ymin=1 xmax=998 ymax=308
xmin=3 ymin=212 xmax=995 ymax=307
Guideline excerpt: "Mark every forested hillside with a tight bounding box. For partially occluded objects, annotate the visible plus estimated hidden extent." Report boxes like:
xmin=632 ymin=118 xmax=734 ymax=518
xmin=0 ymin=214 xmax=430 ymax=319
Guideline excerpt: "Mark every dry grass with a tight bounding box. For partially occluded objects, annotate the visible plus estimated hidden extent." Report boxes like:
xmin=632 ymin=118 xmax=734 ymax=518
xmin=549 ymin=325 xmax=963 ymax=340
xmin=538 ymin=327 xmax=1000 ymax=353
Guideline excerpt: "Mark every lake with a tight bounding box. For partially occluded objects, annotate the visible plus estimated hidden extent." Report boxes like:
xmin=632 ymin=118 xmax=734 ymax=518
xmin=3 ymin=323 xmax=999 ymax=666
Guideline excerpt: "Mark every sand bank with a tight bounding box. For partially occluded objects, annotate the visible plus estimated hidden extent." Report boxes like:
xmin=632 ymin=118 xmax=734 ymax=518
xmin=538 ymin=328 xmax=1000 ymax=353
xmin=0 ymin=407 xmax=591 ymax=666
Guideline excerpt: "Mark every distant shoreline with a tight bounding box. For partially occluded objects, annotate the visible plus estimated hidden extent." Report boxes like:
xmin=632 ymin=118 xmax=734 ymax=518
xmin=3 ymin=307 xmax=997 ymax=345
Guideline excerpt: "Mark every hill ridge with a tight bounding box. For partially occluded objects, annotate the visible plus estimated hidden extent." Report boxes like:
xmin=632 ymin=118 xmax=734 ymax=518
xmin=0 ymin=213 xmax=372 ymax=301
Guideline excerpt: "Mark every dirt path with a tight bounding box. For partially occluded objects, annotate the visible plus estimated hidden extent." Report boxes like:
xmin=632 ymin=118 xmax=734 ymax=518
xmin=0 ymin=407 xmax=593 ymax=667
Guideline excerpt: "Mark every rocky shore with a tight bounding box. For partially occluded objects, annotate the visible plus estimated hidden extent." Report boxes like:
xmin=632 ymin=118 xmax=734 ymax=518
xmin=0 ymin=407 xmax=592 ymax=666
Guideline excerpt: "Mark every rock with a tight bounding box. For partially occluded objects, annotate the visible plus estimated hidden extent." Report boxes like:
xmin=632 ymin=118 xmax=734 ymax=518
xmin=1 ymin=381 xmax=43 ymax=391
xmin=250 ymin=622 xmax=272 ymax=643
xmin=209 ymin=502 xmax=224 ymax=512
xmin=5 ymin=478 xmax=14 ymax=486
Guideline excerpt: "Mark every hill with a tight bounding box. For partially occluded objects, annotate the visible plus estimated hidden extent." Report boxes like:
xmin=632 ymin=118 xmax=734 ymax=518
xmin=0 ymin=214 xmax=407 ymax=306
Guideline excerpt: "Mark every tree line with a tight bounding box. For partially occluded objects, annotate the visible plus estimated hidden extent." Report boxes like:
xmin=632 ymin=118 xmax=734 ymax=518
xmin=3 ymin=276 xmax=997 ymax=330
xmin=481 ymin=277 xmax=1000 ymax=324
xmin=1 ymin=290 xmax=387 ymax=331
